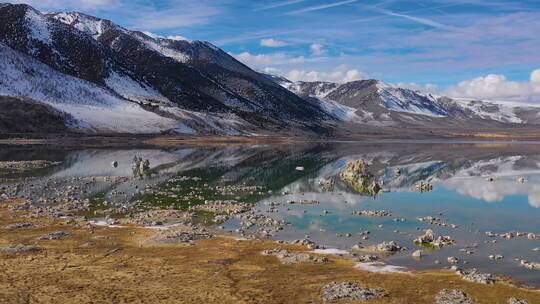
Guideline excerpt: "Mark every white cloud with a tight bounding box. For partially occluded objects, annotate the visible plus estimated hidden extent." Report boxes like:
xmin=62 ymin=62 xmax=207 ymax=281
xmin=142 ymin=31 xmax=163 ymax=39
xmin=143 ymin=31 xmax=189 ymax=41
xmin=288 ymin=56 xmax=305 ymax=64
xmin=167 ymin=35 xmax=189 ymax=41
xmin=260 ymin=38 xmax=288 ymax=47
xmin=445 ymin=69 xmax=540 ymax=102
xmin=531 ymin=69 xmax=540 ymax=91
xmin=286 ymin=65 xmax=363 ymax=83
xmin=310 ymin=43 xmax=325 ymax=56
xmin=233 ymin=52 xmax=305 ymax=67
xmin=262 ymin=67 xmax=282 ymax=75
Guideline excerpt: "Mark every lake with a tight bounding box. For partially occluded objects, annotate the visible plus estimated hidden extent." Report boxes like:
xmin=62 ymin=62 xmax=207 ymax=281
xmin=1 ymin=141 xmax=539 ymax=286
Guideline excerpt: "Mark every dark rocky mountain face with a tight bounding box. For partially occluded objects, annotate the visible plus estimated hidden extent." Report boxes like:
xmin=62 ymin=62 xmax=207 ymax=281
xmin=0 ymin=96 xmax=72 ymax=133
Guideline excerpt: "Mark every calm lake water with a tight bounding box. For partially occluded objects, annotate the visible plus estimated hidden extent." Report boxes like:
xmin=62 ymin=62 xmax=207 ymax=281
xmin=1 ymin=142 xmax=539 ymax=286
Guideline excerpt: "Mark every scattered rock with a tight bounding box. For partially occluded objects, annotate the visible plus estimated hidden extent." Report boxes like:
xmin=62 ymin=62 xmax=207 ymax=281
xmin=356 ymin=254 xmax=378 ymax=262
xmin=412 ymin=250 xmax=423 ymax=259
xmin=417 ymin=216 xmax=457 ymax=228
xmin=262 ymin=249 xmax=328 ymax=264
xmin=318 ymin=178 xmax=335 ymax=191
xmin=457 ymin=268 xmax=498 ymax=284
xmin=519 ymin=259 xmax=540 ymax=270
xmin=415 ymin=229 xmax=455 ymax=248
xmin=351 ymin=210 xmax=391 ymax=217
xmin=489 ymin=254 xmax=504 ymax=260
xmin=290 ymin=238 xmax=318 ymax=249
xmin=149 ymin=224 xmax=212 ymax=244
xmin=508 ymin=298 xmax=529 ymax=304
xmin=38 ymin=231 xmax=70 ymax=240
xmin=0 ymin=244 xmax=41 ymax=254
xmin=447 ymin=256 xmax=459 ymax=264
xmin=4 ymin=222 xmax=33 ymax=229
xmin=321 ymin=281 xmax=385 ymax=302
xmin=416 ymin=181 xmax=433 ymax=192
xmin=373 ymin=241 xmax=405 ymax=252
xmin=436 ymin=289 xmax=474 ymax=304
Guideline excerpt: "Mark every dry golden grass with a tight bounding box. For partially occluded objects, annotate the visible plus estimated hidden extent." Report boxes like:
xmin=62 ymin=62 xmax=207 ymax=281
xmin=0 ymin=200 xmax=539 ymax=304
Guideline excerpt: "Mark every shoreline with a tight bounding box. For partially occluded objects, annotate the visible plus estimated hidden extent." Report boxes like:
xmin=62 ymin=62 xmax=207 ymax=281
xmin=1 ymin=199 xmax=539 ymax=303
xmin=3 ymin=130 xmax=540 ymax=147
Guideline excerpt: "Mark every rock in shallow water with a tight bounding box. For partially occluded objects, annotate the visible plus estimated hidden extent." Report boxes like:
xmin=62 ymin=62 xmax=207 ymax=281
xmin=321 ymin=281 xmax=385 ymax=302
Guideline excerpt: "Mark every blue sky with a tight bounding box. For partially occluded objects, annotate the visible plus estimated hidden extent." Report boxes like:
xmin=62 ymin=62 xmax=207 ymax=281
xmin=10 ymin=0 xmax=540 ymax=102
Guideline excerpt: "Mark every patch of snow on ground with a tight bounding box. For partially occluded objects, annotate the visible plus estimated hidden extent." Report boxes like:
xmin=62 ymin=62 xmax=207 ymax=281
xmin=0 ymin=42 xmax=178 ymax=133
xmin=313 ymin=248 xmax=350 ymax=255
xmin=355 ymin=262 xmax=408 ymax=273
xmin=105 ymin=70 xmax=171 ymax=105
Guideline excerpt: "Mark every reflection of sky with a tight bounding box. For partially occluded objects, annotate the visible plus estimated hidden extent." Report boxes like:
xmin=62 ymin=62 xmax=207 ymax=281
xmin=304 ymin=153 xmax=540 ymax=208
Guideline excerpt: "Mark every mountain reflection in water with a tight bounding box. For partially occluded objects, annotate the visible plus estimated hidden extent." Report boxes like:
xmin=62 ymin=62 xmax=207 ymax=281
xmin=1 ymin=142 xmax=539 ymax=286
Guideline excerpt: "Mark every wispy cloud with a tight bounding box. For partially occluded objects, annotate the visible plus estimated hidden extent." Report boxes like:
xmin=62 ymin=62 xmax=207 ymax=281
xmin=285 ymin=0 xmax=358 ymax=15
xmin=374 ymin=7 xmax=456 ymax=30
xmin=254 ymin=0 xmax=305 ymax=12
xmin=126 ymin=2 xmax=222 ymax=30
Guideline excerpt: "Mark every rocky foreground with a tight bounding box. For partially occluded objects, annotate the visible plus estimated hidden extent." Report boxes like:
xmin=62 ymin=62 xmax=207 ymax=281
xmin=1 ymin=199 xmax=539 ymax=304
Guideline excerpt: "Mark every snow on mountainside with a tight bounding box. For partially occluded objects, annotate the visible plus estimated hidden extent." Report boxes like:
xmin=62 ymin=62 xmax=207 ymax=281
xmin=25 ymin=8 xmax=52 ymax=45
xmin=274 ymin=74 xmax=540 ymax=125
xmin=451 ymin=98 xmax=540 ymax=124
xmin=104 ymin=70 xmax=171 ymax=105
xmin=130 ymin=31 xmax=191 ymax=63
xmin=52 ymin=12 xmax=106 ymax=40
xmin=0 ymin=42 xmax=178 ymax=133
xmin=45 ymin=9 xmax=327 ymax=125
xmin=375 ymin=81 xmax=448 ymax=117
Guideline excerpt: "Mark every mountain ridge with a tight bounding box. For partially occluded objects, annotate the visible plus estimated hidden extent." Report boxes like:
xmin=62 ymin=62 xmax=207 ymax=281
xmin=1 ymin=3 xmax=540 ymax=137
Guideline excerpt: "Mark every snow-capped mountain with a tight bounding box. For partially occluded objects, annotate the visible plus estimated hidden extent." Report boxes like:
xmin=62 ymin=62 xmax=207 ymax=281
xmin=277 ymin=76 xmax=540 ymax=127
xmin=1 ymin=2 xmax=540 ymax=136
xmin=0 ymin=3 xmax=327 ymax=134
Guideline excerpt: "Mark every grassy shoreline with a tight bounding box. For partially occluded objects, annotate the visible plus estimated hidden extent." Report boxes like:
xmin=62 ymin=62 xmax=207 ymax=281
xmin=1 ymin=199 xmax=539 ymax=303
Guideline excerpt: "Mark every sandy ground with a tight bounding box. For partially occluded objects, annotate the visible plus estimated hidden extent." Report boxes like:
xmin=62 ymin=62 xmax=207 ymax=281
xmin=1 ymin=200 xmax=539 ymax=304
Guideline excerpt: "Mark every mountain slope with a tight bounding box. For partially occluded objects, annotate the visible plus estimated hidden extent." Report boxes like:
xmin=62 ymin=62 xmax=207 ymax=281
xmin=47 ymin=11 xmax=328 ymax=126
xmin=0 ymin=3 xmax=329 ymax=135
xmin=278 ymin=76 xmax=540 ymax=127
xmin=0 ymin=42 xmax=179 ymax=133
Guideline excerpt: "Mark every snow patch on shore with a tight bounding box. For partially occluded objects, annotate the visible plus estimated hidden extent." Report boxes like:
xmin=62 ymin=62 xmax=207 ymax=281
xmin=355 ymin=262 xmax=408 ymax=273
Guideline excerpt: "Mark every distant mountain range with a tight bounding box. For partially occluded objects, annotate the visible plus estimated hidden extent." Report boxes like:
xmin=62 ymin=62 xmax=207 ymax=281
xmin=1 ymin=3 xmax=539 ymax=136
